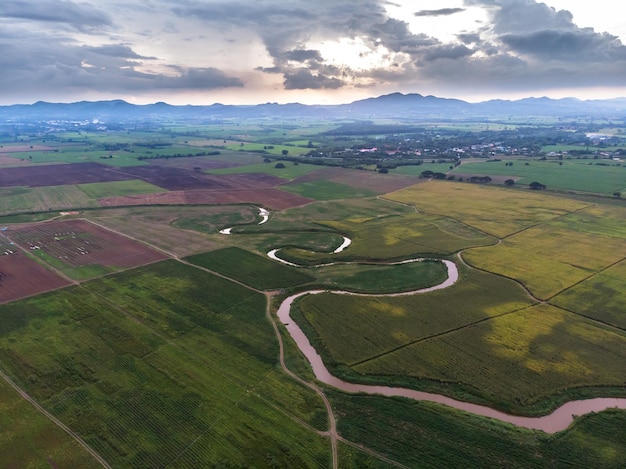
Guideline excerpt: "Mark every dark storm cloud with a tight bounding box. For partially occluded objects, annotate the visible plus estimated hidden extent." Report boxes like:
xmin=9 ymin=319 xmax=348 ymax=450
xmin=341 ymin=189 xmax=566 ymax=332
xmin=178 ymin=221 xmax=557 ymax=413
xmin=283 ymin=70 xmax=344 ymax=90
xmin=414 ymin=8 xmax=466 ymax=17
xmin=171 ymin=0 xmax=391 ymax=90
xmin=423 ymin=0 xmax=626 ymax=95
xmin=500 ymin=29 xmax=626 ymax=61
xmin=282 ymin=49 xmax=324 ymax=62
xmin=422 ymin=44 xmax=473 ymax=61
xmin=0 ymin=0 xmax=112 ymax=30
xmin=0 ymin=26 xmax=243 ymax=99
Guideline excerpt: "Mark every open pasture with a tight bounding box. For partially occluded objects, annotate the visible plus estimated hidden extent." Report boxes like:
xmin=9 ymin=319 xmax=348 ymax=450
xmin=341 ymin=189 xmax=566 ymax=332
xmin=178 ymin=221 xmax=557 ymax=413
xmin=552 ymin=259 xmax=626 ymax=329
xmin=452 ymin=160 xmax=626 ymax=195
xmin=0 ymin=260 xmax=329 ymax=467
xmin=185 ymin=247 xmax=315 ymax=290
xmin=385 ymin=181 xmax=591 ymax=238
xmin=7 ymin=219 xmax=166 ymax=279
xmin=353 ymin=304 xmax=626 ymax=412
xmin=293 ymin=269 xmax=533 ymax=367
xmin=280 ymin=180 xmax=378 ymax=201
xmin=0 ymin=185 xmax=97 ymax=216
xmin=289 ymin=166 xmax=421 ymax=195
xmin=82 ymin=206 xmax=239 ymax=257
xmin=309 ymin=258 xmax=448 ymax=294
xmin=463 ymin=207 xmax=626 ymax=300
xmin=278 ymin=212 xmax=495 ymax=265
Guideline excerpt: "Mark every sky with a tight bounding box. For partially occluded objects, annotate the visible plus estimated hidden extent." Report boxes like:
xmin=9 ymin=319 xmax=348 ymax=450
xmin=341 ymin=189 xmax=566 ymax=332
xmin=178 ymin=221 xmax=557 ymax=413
xmin=1 ymin=0 xmax=626 ymax=105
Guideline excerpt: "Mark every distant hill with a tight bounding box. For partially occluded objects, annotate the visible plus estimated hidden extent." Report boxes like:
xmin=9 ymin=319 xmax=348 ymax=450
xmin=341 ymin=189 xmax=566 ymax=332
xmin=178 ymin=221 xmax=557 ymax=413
xmin=2 ymin=93 xmax=626 ymax=122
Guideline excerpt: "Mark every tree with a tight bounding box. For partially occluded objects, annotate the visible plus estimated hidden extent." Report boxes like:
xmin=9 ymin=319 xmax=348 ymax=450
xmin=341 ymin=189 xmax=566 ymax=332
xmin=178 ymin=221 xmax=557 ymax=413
xmin=274 ymin=162 xmax=286 ymax=169
xmin=529 ymin=181 xmax=546 ymax=190
xmin=378 ymin=167 xmax=389 ymax=174
xmin=281 ymin=149 xmax=289 ymax=156
xmin=504 ymin=179 xmax=515 ymax=186
xmin=613 ymin=191 xmax=622 ymax=198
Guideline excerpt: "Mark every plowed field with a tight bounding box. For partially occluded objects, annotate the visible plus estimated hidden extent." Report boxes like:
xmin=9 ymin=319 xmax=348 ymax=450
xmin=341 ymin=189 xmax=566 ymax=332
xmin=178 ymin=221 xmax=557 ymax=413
xmin=6 ymin=219 xmax=166 ymax=270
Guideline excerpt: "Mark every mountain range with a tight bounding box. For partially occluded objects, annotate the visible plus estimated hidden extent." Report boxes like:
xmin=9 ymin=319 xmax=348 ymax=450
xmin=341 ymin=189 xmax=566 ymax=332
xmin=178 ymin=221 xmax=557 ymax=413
xmin=2 ymin=93 xmax=626 ymax=122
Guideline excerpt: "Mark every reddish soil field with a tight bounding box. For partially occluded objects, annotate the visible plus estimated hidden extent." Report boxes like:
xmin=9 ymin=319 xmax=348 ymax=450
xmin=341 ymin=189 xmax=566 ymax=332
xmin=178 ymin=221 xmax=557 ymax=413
xmin=287 ymin=167 xmax=420 ymax=194
xmin=0 ymin=163 xmax=135 ymax=187
xmin=0 ymin=252 xmax=71 ymax=304
xmin=6 ymin=219 xmax=167 ymax=270
xmin=112 ymin=166 xmax=283 ymax=191
xmin=148 ymin=156 xmax=242 ymax=170
xmin=99 ymin=188 xmax=313 ymax=210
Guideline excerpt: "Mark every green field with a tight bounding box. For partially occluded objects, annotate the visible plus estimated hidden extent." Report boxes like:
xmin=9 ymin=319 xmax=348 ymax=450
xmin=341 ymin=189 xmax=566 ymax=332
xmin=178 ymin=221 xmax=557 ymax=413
xmin=330 ymin=392 xmax=626 ymax=468
xmin=293 ymin=269 xmax=533 ymax=370
xmin=279 ymin=180 xmax=378 ymax=201
xmin=0 ymin=185 xmax=97 ymax=215
xmin=0 ymin=260 xmax=330 ymax=467
xmin=185 ymin=247 xmax=315 ymax=290
xmin=452 ymin=160 xmax=626 ymax=194
xmin=0 ymin=376 xmax=101 ymax=467
xmin=77 ymin=179 xmax=165 ymax=198
xmin=552 ymin=259 xmax=626 ymax=329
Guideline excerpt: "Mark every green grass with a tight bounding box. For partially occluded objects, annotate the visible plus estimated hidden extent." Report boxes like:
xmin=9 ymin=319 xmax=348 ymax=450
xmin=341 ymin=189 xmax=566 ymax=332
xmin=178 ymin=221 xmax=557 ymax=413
xmin=77 ymin=179 xmax=165 ymax=198
xmin=0 ymin=377 xmax=101 ymax=468
xmin=0 ymin=185 xmax=97 ymax=216
xmin=305 ymin=259 xmax=448 ymax=294
xmin=551 ymin=259 xmax=626 ymax=329
xmin=330 ymin=392 xmax=626 ymax=468
xmin=280 ymin=180 xmax=378 ymax=201
xmin=185 ymin=247 xmax=315 ymax=290
xmin=453 ymin=160 xmax=626 ymax=194
xmin=0 ymin=260 xmax=330 ymax=467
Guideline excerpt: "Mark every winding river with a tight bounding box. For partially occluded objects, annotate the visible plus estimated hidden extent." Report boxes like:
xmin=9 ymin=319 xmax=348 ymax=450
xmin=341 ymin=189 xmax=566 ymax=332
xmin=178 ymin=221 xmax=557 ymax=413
xmin=221 ymin=209 xmax=626 ymax=433
xmin=274 ymin=259 xmax=626 ymax=433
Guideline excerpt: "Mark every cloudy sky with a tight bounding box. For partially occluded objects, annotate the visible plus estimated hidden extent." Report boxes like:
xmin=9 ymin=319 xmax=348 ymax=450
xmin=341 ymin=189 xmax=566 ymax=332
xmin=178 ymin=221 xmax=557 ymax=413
xmin=2 ymin=0 xmax=626 ymax=105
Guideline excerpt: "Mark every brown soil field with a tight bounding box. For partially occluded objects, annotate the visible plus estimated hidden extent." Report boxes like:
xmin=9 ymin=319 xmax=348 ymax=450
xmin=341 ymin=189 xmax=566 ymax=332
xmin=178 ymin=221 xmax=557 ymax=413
xmin=0 ymin=156 xmax=28 ymax=166
xmin=98 ymin=188 xmax=312 ymax=210
xmin=0 ymin=252 xmax=71 ymax=304
xmin=287 ymin=167 xmax=420 ymax=194
xmin=112 ymin=166 xmax=283 ymax=191
xmin=0 ymin=145 xmax=54 ymax=153
xmin=7 ymin=219 xmax=167 ymax=269
xmin=0 ymin=163 xmax=135 ymax=187
xmin=147 ymin=156 xmax=241 ymax=170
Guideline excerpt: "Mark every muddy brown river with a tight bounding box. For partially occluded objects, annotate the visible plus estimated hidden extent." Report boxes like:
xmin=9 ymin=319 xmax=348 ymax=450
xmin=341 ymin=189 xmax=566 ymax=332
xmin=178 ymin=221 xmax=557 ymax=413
xmin=276 ymin=259 xmax=626 ymax=433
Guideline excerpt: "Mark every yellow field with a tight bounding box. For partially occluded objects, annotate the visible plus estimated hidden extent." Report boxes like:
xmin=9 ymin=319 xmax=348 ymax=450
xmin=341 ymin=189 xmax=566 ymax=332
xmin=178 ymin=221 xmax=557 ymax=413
xmin=384 ymin=181 xmax=590 ymax=238
xmin=552 ymin=259 xmax=626 ymax=329
xmin=355 ymin=304 xmax=626 ymax=406
xmin=320 ymin=212 xmax=495 ymax=258
xmin=464 ymin=208 xmax=626 ymax=299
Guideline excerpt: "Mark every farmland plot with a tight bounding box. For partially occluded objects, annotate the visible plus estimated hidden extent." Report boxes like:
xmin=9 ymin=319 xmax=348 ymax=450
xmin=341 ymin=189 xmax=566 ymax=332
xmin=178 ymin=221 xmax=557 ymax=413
xmin=385 ymin=181 xmax=590 ymax=238
xmin=353 ymin=304 xmax=626 ymax=411
xmin=464 ymin=208 xmax=626 ymax=300
xmin=6 ymin=219 xmax=166 ymax=279
xmin=0 ymin=261 xmax=330 ymax=467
